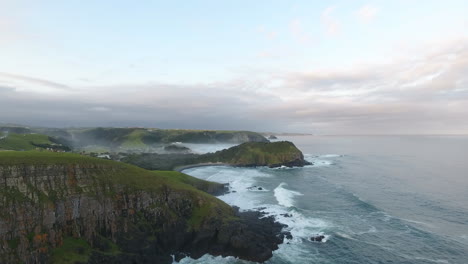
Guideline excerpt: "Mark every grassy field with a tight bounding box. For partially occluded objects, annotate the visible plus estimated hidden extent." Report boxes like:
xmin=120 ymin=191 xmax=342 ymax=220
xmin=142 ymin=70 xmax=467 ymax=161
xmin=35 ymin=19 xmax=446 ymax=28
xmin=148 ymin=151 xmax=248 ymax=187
xmin=0 ymin=133 xmax=55 ymax=151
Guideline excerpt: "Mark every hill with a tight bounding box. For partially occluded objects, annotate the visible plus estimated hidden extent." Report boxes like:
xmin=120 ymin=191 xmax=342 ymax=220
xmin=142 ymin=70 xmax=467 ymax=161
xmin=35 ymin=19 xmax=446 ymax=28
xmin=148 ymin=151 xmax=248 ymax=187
xmin=1 ymin=126 xmax=269 ymax=152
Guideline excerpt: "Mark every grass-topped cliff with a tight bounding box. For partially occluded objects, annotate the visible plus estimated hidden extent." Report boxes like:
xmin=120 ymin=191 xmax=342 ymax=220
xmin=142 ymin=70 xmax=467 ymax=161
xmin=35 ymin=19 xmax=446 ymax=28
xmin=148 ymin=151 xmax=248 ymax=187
xmin=123 ymin=141 xmax=311 ymax=170
xmin=200 ymin=141 xmax=309 ymax=167
xmin=0 ymin=151 xmax=285 ymax=264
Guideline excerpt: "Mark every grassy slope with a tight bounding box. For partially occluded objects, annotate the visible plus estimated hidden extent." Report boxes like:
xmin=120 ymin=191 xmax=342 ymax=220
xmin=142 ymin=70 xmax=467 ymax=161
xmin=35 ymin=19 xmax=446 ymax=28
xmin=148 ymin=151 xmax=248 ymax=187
xmin=0 ymin=133 xmax=54 ymax=151
xmin=120 ymin=129 xmax=147 ymax=148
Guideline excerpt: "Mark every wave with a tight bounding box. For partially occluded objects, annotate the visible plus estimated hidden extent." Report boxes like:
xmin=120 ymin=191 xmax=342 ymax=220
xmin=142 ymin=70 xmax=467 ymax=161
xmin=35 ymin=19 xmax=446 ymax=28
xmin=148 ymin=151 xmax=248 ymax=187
xmin=180 ymin=166 xmax=331 ymax=263
xmin=304 ymin=154 xmax=342 ymax=167
xmin=273 ymin=183 xmax=303 ymax=207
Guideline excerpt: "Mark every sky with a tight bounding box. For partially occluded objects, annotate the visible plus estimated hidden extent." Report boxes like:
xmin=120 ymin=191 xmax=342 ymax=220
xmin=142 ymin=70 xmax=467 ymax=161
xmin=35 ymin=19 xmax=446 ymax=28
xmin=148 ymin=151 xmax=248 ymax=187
xmin=1 ymin=0 xmax=467 ymax=134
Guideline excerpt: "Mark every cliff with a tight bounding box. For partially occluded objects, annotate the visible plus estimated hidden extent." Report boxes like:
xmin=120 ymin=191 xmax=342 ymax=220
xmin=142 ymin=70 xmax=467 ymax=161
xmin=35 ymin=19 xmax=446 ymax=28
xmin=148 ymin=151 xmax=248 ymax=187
xmin=201 ymin=141 xmax=310 ymax=167
xmin=122 ymin=141 xmax=310 ymax=170
xmin=0 ymin=151 xmax=286 ymax=263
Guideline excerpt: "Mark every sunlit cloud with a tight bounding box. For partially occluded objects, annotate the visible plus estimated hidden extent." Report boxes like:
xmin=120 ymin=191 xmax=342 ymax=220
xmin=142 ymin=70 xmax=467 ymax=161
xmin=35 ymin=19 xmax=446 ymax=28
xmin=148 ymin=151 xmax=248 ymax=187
xmin=321 ymin=6 xmax=341 ymax=36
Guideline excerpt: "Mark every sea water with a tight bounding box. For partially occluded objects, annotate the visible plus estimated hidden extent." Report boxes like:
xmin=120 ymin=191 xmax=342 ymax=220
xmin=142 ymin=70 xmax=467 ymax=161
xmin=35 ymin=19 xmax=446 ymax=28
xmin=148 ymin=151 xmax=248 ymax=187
xmin=177 ymin=135 xmax=468 ymax=264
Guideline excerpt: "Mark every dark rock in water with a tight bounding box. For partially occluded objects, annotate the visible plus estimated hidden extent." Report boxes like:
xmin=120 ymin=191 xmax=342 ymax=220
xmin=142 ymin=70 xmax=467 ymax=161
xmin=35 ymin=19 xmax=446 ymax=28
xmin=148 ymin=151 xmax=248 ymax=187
xmin=310 ymin=235 xmax=326 ymax=242
xmin=258 ymin=187 xmax=263 ymax=190
xmin=285 ymin=233 xmax=293 ymax=240
xmin=268 ymin=135 xmax=278 ymax=140
xmin=280 ymin=213 xmax=292 ymax=218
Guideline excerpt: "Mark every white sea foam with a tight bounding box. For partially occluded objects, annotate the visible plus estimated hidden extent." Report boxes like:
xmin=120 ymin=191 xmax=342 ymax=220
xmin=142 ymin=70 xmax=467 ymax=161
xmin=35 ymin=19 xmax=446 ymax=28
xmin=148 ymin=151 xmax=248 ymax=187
xmin=180 ymin=166 xmax=331 ymax=263
xmin=274 ymin=183 xmax=303 ymax=207
xmin=173 ymin=254 xmax=244 ymax=264
xmin=304 ymin=154 xmax=342 ymax=167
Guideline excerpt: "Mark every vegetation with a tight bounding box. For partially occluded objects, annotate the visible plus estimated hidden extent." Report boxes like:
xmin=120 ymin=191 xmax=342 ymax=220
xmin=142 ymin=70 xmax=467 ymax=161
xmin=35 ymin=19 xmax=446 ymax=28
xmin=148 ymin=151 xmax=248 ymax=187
xmin=50 ymin=237 xmax=92 ymax=264
xmin=122 ymin=153 xmax=200 ymax=170
xmin=0 ymin=132 xmax=69 ymax=151
xmin=59 ymin=127 xmax=268 ymax=150
xmin=201 ymin=141 xmax=304 ymax=166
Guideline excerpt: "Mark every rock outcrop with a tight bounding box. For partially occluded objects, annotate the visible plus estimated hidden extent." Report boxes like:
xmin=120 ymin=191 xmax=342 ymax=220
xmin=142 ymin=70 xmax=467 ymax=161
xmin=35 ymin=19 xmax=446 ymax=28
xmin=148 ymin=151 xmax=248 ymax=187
xmin=0 ymin=152 xmax=286 ymax=263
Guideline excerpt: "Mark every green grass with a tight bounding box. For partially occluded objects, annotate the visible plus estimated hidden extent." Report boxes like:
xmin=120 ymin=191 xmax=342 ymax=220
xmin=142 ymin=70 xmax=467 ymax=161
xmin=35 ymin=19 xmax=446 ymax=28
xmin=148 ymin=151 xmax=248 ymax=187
xmin=0 ymin=133 xmax=54 ymax=151
xmin=50 ymin=237 xmax=91 ymax=264
xmin=0 ymin=151 xmax=114 ymax=165
xmin=120 ymin=129 xmax=147 ymax=148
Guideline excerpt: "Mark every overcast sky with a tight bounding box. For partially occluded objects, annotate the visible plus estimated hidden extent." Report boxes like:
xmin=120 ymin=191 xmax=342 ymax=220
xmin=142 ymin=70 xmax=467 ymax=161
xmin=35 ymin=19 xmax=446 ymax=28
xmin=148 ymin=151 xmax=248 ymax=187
xmin=1 ymin=0 xmax=467 ymax=134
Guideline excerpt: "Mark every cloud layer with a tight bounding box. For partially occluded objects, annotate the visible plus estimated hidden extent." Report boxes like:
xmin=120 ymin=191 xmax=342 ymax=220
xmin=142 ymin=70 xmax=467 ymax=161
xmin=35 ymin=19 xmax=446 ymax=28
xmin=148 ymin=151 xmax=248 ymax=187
xmin=1 ymin=37 xmax=467 ymax=134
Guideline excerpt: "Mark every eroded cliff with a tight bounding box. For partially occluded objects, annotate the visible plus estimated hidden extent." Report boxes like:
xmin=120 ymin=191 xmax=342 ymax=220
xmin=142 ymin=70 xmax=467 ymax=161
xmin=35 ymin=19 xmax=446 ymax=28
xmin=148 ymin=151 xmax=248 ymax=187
xmin=0 ymin=152 xmax=286 ymax=263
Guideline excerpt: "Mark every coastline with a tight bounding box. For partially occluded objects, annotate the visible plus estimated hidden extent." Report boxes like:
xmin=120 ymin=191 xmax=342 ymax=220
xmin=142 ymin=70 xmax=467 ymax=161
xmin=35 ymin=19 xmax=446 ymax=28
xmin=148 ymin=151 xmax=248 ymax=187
xmin=174 ymin=162 xmax=231 ymax=172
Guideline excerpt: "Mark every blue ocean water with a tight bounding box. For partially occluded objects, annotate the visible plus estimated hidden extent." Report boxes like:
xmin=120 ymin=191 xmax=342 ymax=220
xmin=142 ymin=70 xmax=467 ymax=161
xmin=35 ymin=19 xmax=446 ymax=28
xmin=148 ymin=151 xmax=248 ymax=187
xmin=178 ymin=136 xmax=468 ymax=264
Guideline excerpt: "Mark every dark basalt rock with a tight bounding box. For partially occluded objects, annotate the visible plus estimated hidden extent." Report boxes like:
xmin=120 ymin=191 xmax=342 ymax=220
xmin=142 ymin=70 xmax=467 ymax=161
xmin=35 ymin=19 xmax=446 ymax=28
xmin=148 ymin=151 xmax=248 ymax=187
xmin=280 ymin=213 xmax=292 ymax=218
xmin=310 ymin=235 xmax=325 ymax=242
xmin=89 ymin=208 xmax=289 ymax=264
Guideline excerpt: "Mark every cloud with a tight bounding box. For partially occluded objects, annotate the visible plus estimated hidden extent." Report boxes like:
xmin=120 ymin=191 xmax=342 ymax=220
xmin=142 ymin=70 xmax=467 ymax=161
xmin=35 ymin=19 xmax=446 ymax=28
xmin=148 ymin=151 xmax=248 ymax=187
xmin=0 ymin=85 xmax=16 ymax=93
xmin=1 ymin=38 xmax=467 ymax=134
xmin=321 ymin=6 xmax=341 ymax=36
xmin=356 ymin=5 xmax=379 ymax=23
xmin=0 ymin=72 xmax=72 ymax=93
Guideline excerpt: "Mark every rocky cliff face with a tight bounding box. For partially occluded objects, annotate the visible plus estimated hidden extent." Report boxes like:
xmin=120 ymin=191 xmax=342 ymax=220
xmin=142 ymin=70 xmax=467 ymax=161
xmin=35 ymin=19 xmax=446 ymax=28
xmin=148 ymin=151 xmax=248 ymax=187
xmin=0 ymin=153 xmax=286 ymax=263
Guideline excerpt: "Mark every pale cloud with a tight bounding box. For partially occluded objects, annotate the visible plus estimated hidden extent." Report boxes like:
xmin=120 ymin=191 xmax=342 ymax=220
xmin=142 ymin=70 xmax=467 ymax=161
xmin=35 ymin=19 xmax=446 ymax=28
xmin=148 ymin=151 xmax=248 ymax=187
xmin=289 ymin=19 xmax=312 ymax=44
xmin=321 ymin=6 xmax=341 ymax=36
xmin=356 ymin=5 xmax=379 ymax=23
xmin=2 ymin=38 xmax=468 ymax=134
xmin=0 ymin=72 xmax=72 ymax=94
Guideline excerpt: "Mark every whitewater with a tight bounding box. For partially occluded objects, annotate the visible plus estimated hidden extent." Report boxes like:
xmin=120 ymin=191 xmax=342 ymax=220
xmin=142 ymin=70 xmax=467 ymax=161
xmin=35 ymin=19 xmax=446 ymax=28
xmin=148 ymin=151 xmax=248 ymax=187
xmin=176 ymin=135 xmax=468 ymax=263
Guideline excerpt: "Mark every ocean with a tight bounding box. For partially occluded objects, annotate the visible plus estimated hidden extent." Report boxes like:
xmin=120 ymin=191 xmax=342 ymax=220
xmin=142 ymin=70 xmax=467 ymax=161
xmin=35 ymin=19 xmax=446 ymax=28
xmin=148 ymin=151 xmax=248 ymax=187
xmin=176 ymin=135 xmax=468 ymax=264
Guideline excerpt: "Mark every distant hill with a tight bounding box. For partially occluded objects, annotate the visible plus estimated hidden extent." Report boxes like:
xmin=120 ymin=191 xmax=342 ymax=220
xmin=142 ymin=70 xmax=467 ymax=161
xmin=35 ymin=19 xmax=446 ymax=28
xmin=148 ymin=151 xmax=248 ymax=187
xmin=0 ymin=126 xmax=269 ymax=152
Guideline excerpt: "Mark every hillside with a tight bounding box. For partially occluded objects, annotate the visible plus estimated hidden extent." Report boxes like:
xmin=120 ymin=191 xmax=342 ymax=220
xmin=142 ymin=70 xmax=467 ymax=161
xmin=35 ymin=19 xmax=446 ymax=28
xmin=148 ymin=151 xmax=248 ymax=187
xmin=70 ymin=128 xmax=268 ymax=149
xmin=1 ymin=126 xmax=269 ymax=152
xmin=0 ymin=151 xmax=286 ymax=264
xmin=0 ymin=132 xmax=70 ymax=151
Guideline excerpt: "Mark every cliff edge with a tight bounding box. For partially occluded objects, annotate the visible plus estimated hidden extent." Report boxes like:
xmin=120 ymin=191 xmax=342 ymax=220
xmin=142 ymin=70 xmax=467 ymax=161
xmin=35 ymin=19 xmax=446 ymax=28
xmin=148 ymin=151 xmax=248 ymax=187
xmin=0 ymin=151 xmax=286 ymax=263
